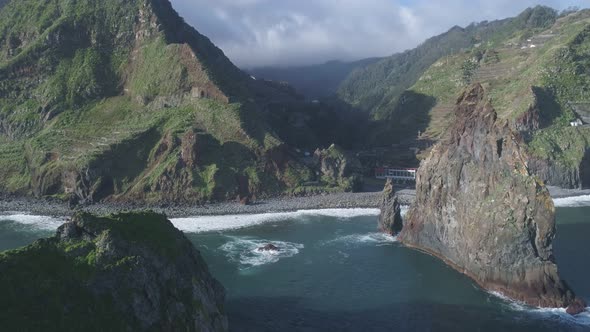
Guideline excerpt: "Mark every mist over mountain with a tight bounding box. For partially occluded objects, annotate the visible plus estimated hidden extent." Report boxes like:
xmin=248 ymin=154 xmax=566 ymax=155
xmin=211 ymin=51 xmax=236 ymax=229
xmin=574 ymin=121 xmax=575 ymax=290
xmin=249 ymin=58 xmax=381 ymax=99
xmin=171 ymin=0 xmax=586 ymax=67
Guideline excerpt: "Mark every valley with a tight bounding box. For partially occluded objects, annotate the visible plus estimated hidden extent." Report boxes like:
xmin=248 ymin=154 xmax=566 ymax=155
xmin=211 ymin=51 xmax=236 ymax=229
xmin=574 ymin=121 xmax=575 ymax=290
xmin=1 ymin=1 xmax=590 ymax=331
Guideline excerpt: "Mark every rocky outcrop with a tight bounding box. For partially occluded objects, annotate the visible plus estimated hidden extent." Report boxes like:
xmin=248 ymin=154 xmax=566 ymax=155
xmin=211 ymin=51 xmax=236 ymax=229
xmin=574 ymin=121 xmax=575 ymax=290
xmin=524 ymin=148 xmax=590 ymax=190
xmin=258 ymin=244 xmax=280 ymax=252
xmin=379 ymin=179 xmax=403 ymax=235
xmin=399 ymin=84 xmax=585 ymax=313
xmin=0 ymin=211 xmax=228 ymax=331
xmin=527 ymin=157 xmax=582 ymax=189
xmin=512 ymin=86 xmax=588 ymax=189
xmin=314 ymin=144 xmax=363 ymax=192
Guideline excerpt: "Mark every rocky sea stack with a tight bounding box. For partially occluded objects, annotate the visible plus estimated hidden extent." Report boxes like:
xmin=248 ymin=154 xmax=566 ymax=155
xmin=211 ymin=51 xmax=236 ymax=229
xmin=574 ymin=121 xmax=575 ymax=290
xmin=398 ymin=84 xmax=585 ymax=313
xmin=0 ymin=211 xmax=228 ymax=331
xmin=378 ymin=179 xmax=403 ymax=235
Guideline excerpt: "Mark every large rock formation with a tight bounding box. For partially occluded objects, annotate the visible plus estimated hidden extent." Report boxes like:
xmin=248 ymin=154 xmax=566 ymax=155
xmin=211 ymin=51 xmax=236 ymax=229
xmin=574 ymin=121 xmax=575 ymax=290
xmin=399 ymin=84 xmax=585 ymax=313
xmin=0 ymin=211 xmax=228 ymax=331
xmin=379 ymin=179 xmax=403 ymax=235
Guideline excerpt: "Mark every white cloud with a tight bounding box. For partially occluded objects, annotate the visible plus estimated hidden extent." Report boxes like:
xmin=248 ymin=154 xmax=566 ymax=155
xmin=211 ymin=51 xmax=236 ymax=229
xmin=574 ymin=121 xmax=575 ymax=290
xmin=170 ymin=0 xmax=588 ymax=68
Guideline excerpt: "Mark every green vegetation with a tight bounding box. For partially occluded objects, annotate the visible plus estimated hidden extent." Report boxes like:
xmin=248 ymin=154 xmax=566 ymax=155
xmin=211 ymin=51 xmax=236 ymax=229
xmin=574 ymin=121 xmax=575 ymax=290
xmin=336 ymin=6 xmax=590 ymax=184
xmin=0 ymin=211 xmax=216 ymax=331
xmin=337 ymin=6 xmax=559 ymax=121
xmin=0 ymin=0 xmax=331 ymax=203
xmin=0 ymin=237 xmax=126 ymax=331
xmin=74 ymin=211 xmax=184 ymax=257
xmin=391 ymin=9 xmax=590 ymax=169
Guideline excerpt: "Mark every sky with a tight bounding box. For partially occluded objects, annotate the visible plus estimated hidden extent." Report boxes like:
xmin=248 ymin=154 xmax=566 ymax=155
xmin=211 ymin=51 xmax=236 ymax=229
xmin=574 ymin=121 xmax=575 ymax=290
xmin=169 ymin=0 xmax=588 ymax=68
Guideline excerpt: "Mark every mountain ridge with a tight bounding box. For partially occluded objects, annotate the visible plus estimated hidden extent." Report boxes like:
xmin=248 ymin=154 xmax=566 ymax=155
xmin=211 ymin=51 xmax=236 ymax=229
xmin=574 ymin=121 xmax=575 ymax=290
xmin=337 ymin=5 xmax=560 ymax=120
xmin=0 ymin=0 xmax=351 ymax=205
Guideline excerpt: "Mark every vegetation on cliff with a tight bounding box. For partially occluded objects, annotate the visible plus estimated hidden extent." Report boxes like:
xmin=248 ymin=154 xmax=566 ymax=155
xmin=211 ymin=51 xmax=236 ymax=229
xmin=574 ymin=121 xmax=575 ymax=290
xmin=398 ymin=84 xmax=585 ymax=313
xmin=338 ymin=6 xmax=559 ymax=120
xmin=0 ymin=0 xmax=330 ymax=205
xmin=336 ymin=7 xmax=590 ymax=188
xmin=0 ymin=211 xmax=228 ymax=331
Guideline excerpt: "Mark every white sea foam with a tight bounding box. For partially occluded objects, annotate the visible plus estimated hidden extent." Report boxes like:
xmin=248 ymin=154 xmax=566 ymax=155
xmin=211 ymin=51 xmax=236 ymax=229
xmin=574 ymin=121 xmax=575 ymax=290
xmin=219 ymin=236 xmax=304 ymax=268
xmin=553 ymin=195 xmax=590 ymax=207
xmin=490 ymin=291 xmax=590 ymax=326
xmin=322 ymin=232 xmax=397 ymax=247
xmin=0 ymin=213 xmax=65 ymax=231
xmin=400 ymin=205 xmax=410 ymax=218
xmin=171 ymin=208 xmax=380 ymax=233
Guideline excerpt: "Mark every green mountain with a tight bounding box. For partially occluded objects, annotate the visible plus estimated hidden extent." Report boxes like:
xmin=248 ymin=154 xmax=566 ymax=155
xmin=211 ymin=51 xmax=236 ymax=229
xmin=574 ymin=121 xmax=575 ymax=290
xmin=0 ymin=0 xmax=336 ymax=204
xmin=249 ymin=58 xmax=382 ymax=99
xmin=413 ymin=9 xmax=590 ymax=188
xmin=360 ymin=7 xmax=590 ymax=188
xmin=338 ymin=6 xmax=560 ymax=120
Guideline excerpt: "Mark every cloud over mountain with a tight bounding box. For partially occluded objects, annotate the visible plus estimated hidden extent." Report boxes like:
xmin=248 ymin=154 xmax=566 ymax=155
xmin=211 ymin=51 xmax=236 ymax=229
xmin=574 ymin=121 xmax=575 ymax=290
xmin=171 ymin=0 xmax=586 ymax=67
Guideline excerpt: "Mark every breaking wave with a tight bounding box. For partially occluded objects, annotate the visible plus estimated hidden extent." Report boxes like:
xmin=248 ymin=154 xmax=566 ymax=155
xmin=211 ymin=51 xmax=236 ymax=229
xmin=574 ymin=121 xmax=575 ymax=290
xmin=171 ymin=208 xmax=380 ymax=233
xmin=0 ymin=213 xmax=65 ymax=231
xmin=553 ymin=195 xmax=590 ymax=207
xmin=490 ymin=291 xmax=590 ymax=326
xmin=400 ymin=205 xmax=410 ymax=217
xmin=321 ymin=232 xmax=397 ymax=247
xmin=219 ymin=236 xmax=304 ymax=268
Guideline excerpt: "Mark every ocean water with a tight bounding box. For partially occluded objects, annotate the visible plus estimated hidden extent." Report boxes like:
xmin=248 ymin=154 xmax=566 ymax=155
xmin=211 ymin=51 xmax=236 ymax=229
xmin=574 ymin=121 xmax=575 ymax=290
xmin=0 ymin=202 xmax=589 ymax=332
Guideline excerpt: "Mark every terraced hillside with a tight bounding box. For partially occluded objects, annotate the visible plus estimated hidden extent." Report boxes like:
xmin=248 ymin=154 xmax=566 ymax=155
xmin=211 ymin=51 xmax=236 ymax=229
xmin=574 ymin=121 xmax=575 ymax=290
xmin=407 ymin=10 xmax=590 ymax=188
xmin=338 ymin=6 xmax=560 ymax=121
xmin=0 ymin=0 xmax=334 ymax=204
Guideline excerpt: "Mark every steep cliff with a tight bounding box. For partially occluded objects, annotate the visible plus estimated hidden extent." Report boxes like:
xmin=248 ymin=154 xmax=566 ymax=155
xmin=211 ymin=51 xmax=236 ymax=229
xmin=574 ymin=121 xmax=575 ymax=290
xmin=0 ymin=0 xmax=316 ymax=204
xmin=395 ymin=9 xmax=590 ymax=189
xmin=399 ymin=84 xmax=585 ymax=313
xmin=0 ymin=211 xmax=227 ymax=331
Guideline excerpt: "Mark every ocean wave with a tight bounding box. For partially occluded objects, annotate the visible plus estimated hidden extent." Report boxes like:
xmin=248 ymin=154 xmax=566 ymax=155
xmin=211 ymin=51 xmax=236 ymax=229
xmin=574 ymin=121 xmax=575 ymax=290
xmin=490 ymin=291 xmax=590 ymax=326
xmin=553 ymin=195 xmax=590 ymax=207
xmin=0 ymin=213 xmax=65 ymax=231
xmin=171 ymin=208 xmax=380 ymax=233
xmin=219 ymin=236 xmax=304 ymax=268
xmin=400 ymin=205 xmax=409 ymax=217
xmin=321 ymin=232 xmax=397 ymax=247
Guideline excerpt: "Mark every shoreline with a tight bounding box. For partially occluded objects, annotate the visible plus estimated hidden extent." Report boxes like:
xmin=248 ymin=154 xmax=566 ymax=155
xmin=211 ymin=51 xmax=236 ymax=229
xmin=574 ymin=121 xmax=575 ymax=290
xmin=546 ymin=186 xmax=590 ymax=199
xmin=0 ymin=192 xmax=385 ymax=219
xmin=0 ymin=186 xmax=587 ymax=218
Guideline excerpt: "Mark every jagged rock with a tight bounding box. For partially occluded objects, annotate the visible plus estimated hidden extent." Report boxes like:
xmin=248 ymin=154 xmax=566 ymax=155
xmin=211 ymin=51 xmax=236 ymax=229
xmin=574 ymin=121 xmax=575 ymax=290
xmin=400 ymin=84 xmax=584 ymax=313
xmin=527 ymin=157 xmax=582 ymax=189
xmin=0 ymin=211 xmax=228 ymax=331
xmin=379 ymin=179 xmax=403 ymax=235
xmin=566 ymin=298 xmax=587 ymax=315
xmin=258 ymin=244 xmax=279 ymax=252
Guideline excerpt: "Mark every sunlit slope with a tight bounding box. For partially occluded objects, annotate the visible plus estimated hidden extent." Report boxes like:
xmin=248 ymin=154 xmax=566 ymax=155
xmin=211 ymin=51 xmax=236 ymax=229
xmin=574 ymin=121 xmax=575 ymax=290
xmin=0 ymin=0 xmax=312 ymax=203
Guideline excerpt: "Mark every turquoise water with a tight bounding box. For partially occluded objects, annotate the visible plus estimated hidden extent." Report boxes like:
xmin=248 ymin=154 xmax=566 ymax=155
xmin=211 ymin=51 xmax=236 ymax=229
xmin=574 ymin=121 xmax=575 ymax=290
xmin=1 ymin=206 xmax=589 ymax=331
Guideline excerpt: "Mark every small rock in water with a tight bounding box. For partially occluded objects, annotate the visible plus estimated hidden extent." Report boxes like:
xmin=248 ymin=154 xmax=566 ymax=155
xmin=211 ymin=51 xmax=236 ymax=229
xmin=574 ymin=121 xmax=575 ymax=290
xmin=258 ymin=244 xmax=279 ymax=252
xmin=566 ymin=298 xmax=587 ymax=315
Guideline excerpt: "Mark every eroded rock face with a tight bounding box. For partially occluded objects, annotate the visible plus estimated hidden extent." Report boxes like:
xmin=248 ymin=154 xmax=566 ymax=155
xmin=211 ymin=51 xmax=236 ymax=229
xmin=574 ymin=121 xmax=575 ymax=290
xmin=400 ymin=84 xmax=584 ymax=312
xmin=379 ymin=179 xmax=403 ymax=235
xmin=0 ymin=211 xmax=228 ymax=331
xmin=527 ymin=157 xmax=582 ymax=189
